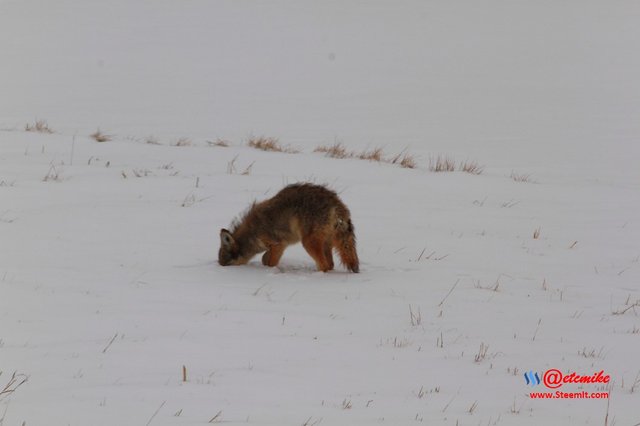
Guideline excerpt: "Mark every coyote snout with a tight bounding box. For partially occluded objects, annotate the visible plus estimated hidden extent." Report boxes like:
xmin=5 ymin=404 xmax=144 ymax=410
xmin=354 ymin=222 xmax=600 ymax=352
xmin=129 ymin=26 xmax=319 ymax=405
xmin=218 ymin=183 xmax=359 ymax=273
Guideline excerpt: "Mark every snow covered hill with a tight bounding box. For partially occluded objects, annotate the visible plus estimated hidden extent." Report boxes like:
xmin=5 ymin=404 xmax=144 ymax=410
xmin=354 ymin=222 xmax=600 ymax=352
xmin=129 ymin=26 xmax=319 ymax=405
xmin=1 ymin=1 xmax=639 ymax=425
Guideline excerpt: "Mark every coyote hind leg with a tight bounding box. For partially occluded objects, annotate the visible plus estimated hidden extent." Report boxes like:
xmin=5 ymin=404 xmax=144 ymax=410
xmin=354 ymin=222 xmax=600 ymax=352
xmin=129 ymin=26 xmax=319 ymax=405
xmin=323 ymin=240 xmax=334 ymax=271
xmin=302 ymin=236 xmax=332 ymax=272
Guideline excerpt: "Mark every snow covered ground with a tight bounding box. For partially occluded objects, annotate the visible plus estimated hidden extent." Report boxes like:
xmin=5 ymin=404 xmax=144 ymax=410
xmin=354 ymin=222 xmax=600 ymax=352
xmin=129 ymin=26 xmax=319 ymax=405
xmin=1 ymin=1 xmax=639 ymax=425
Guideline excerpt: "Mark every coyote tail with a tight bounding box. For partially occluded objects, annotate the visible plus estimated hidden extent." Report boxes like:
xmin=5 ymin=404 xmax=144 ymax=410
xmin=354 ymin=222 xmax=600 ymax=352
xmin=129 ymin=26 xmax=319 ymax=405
xmin=335 ymin=214 xmax=359 ymax=273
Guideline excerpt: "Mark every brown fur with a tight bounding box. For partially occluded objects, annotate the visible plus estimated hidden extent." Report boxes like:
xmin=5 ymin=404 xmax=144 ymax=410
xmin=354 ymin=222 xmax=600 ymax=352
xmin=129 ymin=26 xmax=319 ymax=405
xmin=219 ymin=183 xmax=359 ymax=273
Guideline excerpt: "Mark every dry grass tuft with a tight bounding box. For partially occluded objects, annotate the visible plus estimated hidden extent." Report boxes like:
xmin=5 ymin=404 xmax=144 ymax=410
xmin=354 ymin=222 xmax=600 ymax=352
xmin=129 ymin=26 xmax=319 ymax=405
xmin=358 ymin=147 xmax=384 ymax=162
xmin=398 ymin=153 xmax=417 ymax=169
xmin=409 ymin=304 xmax=422 ymax=326
xmin=510 ymin=171 xmax=533 ymax=183
xmin=227 ymin=156 xmax=238 ymax=174
xmin=474 ymin=342 xmax=489 ymax=363
xmin=174 ymin=137 xmax=193 ymax=147
xmin=208 ymin=139 xmax=230 ymax=147
xmin=428 ymin=155 xmax=483 ymax=174
xmin=612 ymin=300 xmax=640 ymax=316
xmin=389 ymin=151 xmax=404 ymax=165
xmin=314 ymin=142 xmax=418 ymax=169
xmin=247 ymin=136 xmax=298 ymax=153
xmin=578 ymin=346 xmax=605 ymax=359
xmin=226 ymin=155 xmax=254 ymax=175
xmin=91 ymin=129 xmax=113 ymax=142
xmin=415 ymin=385 xmax=440 ymax=399
xmin=208 ymin=410 xmax=223 ymax=423
xmin=381 ymin=336 xmax=412 ymax=349
xmin=314 ymin=142 xmax=351 ymax=159
xmin=389 ymin=150 xmax=417 ymax=169
xmin=181 ymin=193 xmax=196 ymax=208
xmin=145 ymin=136 xmax=162 ymax=145
xmin=241 ymin=161 xmax=255 ymax=176
xmin=132 ymin=168 xmax=151 ymax=178
xmin=43 ymin=164 xmax=62 ymax=182
xmin=25 ymin=119 xmax=54 ymax=134
xmin=1 ymin=371 xmax=29 ymax=401
xmin=459 ymin=160 xmax=484 ymax=175
xmin=533 ymin=227 xmax=541 ymax=239
xmin=429 ymin=155 xmax=456 ymax=172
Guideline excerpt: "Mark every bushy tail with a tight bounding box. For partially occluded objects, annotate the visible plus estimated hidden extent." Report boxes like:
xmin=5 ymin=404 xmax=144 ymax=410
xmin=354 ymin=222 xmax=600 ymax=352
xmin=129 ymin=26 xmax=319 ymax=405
xmin=335 ymin=217 xmax=359 ymax=273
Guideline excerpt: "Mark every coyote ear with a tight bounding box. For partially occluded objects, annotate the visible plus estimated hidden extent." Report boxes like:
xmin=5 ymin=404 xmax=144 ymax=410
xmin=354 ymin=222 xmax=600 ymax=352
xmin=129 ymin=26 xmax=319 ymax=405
xmin=220 ymin=229 xmax=235 ymax=248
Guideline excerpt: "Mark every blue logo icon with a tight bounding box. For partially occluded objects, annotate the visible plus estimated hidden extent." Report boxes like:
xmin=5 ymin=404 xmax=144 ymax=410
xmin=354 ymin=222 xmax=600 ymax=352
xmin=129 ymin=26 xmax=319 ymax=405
xmin=524 ymin=371 xmax=541 ymax=386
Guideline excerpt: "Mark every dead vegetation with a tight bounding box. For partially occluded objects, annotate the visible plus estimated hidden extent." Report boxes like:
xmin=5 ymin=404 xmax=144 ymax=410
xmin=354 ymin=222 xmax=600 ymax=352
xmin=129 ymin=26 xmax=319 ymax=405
xmin=248 ymin=136 xmax=299 ymax=153
xmin=180 ymin=192 xmax=213 ymax=208
xmin=381 ymin=336 xmax=412 ymax=348
xmin=173 ymin=137 xmax=192 ymax=147
xmin=429 ymin=155 xmax=456 ymax=172
xmin=90 ymin=129 xmax=113 ymax=142
xmin=341 ymin=398 xmax=353 ymax=410
xmin=0 ymin=371 xmax=28 ymax=401
xmin=145 ymin=136 xmax=162 ymax=145
xmin=612 ymin=298 xmax=640 ymax=316
xmin=43 ymin=164 xmax=62 ymax=182
xmin=19 ymin=123 xmax=485 ymax=178
xmin=629 ymin=371 xmax=640 ymax=394
xmin=314 ymin=146 xmax=484 ymax=174
xmin=208 ymin=410 xmax=223 ymax=423
xmin=357 ymin=147 xmax=384 ymax=162
xmin=428 ymin=155 xmax=485 ymax=175
xmin=302 ymin=417 xmax=322 ymax=426
xmin=474 ymin=342 xmax=489 ymax=363
xmin=414 ymin=385 xmax=440 ymax=399
xmin=409 ymin=304 xmax=422 ymax=326
xmin=132 ymin=169 xmax=151 ymax=178
xmin=459 ymin=160 xmax=484 ymax=175
xmin=396 ymin=153 xmax=417 ymax=169
xmin=226 ymin=155 xmax=254 ymax=175
xmin=388 ymin=149 xmax=418 ymax=169
xmin=314 ymin=143 xmax=417 ymax=169
xmin=25 ymin=119 xmax=54 ymax=134
xmin=533 ymin=227 xmax=541 ymax=239
xmin=208 ymin=139 xmax=230 ymax=147
xmin=314 ymin=142 xmax=350 ymax=159
xmin=510 ymin=171 xmax=533 ymax=183
xmin=578 ymin=346 xmax=605 ymax=359
xmin=474 ymin=278 xmax=501 ymax=292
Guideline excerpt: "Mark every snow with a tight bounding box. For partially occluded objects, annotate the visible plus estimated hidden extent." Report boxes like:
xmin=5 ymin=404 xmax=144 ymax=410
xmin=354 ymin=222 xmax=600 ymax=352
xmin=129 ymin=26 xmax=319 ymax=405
xmin=1 ymin=1 xmax=639 ymax=425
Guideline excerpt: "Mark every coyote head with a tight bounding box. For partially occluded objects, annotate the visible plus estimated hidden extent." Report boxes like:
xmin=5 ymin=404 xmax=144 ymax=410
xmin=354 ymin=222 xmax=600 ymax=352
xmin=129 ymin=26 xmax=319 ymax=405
xmin=218 ymin=229 xmax=246 ymax=266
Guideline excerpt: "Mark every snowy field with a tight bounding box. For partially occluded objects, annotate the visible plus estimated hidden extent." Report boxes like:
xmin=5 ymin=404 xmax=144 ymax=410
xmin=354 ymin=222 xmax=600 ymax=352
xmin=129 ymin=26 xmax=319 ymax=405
xmin=1 ymin=1 xmax=639 ymax=425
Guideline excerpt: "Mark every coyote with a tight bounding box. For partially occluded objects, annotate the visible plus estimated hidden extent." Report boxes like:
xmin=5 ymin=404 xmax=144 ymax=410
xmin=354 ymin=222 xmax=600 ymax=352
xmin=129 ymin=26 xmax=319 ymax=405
xmin=218 ymin=183 xmax=359 ymax=272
